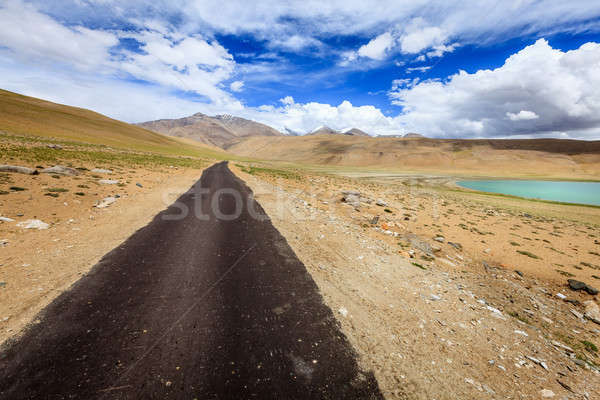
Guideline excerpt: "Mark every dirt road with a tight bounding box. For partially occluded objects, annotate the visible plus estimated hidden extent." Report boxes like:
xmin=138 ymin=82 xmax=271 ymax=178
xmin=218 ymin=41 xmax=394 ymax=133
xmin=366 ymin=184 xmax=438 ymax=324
xmin=0 ymin=162 xmax=382 ymax=399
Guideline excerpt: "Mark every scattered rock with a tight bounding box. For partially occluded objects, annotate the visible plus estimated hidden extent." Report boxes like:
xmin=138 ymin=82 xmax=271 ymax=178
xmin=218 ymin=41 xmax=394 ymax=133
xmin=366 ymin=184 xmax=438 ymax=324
xmin=41 ymin=165 xmax=80 ymax=176
xmin=16 ymin=219 xmax=49 ymax=230
xmin=338 ymin=307 xmax=348 ymax=317
xmin=136 ymin=183 xmax=143 ymax=188
xmin=583 ymin=300 xmax=600 ymax=324
xmin=570 ymin=309 xmax=584 ymax=320
xmin=433 ymin=236 xmax=445 ymax=243
xmin=514 ymin=330 xmax=528 ymax=337
xmin=526 ymin=355 xmax=549 ymax=370
xmin=370 ymin=216 xmax=379 ymax=225
xmin=448 ymin=241 xmax=462 ymax=251
xmin=551 ymin=340 xmax=573 ymax=352
xmin=540 ymin=389 xmax=555 ymax=398
xmin=375 ymin=199 xmax=387 ymax=207
xmin=556 ymin=293 xmax=567 ymax=300
xmin=90 ymin=168 xmax=113 ymax=174
xmin=401 ymin=233 xmax=432 ymax=254
xmin=46 ymin=144 xmax=63 ymax=149
xmin=0 ymin=216 xmax=15 ymax=223
xmin=568 ymin=279 xmax=599 ymax=295
xmin=515 ymin=270 xmax=524 ymax=277
xmin=0 ymin=165 xmax=38 ymax=175
xmin=98 ymin=179 xmax=119 ymax=185
xmin=95 ymin=196 xmax=117 ymax=208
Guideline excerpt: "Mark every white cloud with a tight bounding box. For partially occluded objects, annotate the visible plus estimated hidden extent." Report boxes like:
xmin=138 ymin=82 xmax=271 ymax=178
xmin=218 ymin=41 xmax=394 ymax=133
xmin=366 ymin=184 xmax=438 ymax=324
xmin=0 ymin=0 xmax=117 ymax=70
xmin=357 ymin=32 xmax=394 ymax=60
xmin=238 ymin=97 xmax=396 ymax=135
xmin=230 ymin=80 xmax=244 ymax=92
xmin=268 ymin=35 xmax=323 ymax=51
xmin=399 ymin=23 xmax=447 ymax=54
xmin=406 ymin=66 xmax=432 ymax=73
xmin=389 ymin=39 xmax=600 ymax=138
xmin=507 ymin=110 xmax=539 ymax=121
xmin=0 ymin=1 xmax=238 ymax=106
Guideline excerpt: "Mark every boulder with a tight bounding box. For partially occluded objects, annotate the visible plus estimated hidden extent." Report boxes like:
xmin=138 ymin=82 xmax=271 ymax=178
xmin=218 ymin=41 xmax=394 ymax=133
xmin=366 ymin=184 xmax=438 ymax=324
xmin=583 ymin=300 xmax=600 ymax=324
xmin=41 ymin=165 xmax=80 ymax=176
xmin=95 ymin=196 xmax=116 ymax=208
xmin=0 ymin=165 xmax=38 ymax=175
xmin=568 ymin=279 xmax=599 ymax=295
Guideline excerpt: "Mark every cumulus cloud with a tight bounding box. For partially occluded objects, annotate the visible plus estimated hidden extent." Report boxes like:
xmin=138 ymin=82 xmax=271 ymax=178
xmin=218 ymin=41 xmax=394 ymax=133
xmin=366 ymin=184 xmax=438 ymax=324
xmin=230 ymin=81 xmax=244 ymax=92
xmin=0 ymin=0 xmax=238 ymax=106
xmin=0 ymin=0 xmax=117 ymax=70
xmin=357 ymin=32 xmax=395 ymax=60
xmin=389 ymin=39 xmax=600 ymax=138
xmin=507 ymin=110 xmax=539 ymax=121
xmin=237 ymin=97 xmax=396 ymax=135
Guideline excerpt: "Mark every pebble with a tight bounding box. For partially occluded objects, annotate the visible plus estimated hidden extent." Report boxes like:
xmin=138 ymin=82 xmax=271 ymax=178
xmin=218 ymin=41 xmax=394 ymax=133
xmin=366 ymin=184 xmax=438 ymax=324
xmin=514 ymin=330 xmax=528 ymax=336
xmin=95 ymin=197 xmax=117 ymax=208
xmin=338 ymin=307 xmax=348 ymax=317
xmin=540 ymin=389 xmax=555 ymax=398
xmin=433 ymin=236 xmax=445 ymax=243
xmin=98 ymin=179 xmax=119 ymax=185
xmin=555 ymin=293 xmax=567 ymax=300
xmin=136 ymin=183 xmax=143 ymax=188
xmin=0 ymin=239 xmax=8 ymax=247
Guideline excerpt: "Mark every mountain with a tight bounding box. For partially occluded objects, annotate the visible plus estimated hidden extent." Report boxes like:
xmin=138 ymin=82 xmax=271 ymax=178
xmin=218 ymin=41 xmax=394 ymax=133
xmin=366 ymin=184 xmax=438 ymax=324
xmin=403 ymin=132 xmax=425 ymax=138
xmin=308 ymin=126 xmax=370 ymax=136
xmin=308 ymin=126 xmax=339 ymax=135
xmin=138 ymin=112 xmax=282 ymax=149
xmin=0 ymin=89 xmax=220 ymax=157
xmin=343 ymin=128 xmax=370 ymax=137
xmin=227 ymin=135 xmax=600 ymax=179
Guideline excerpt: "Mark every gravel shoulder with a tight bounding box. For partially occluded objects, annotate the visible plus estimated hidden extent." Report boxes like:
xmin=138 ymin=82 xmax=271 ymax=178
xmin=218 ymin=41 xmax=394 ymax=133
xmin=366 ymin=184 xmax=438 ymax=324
xmin=233 ymin=164 xmax=600 ymax=400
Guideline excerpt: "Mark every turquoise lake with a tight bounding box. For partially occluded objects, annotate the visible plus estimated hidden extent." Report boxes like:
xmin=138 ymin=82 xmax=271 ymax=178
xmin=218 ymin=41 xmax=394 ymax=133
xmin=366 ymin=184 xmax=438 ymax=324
xmin=457 ymin=180 xmax=600 ymax=206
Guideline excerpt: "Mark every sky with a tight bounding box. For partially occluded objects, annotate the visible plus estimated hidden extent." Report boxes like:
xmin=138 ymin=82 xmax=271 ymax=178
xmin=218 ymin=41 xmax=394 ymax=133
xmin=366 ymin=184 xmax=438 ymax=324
xmin=1 ymin=1 xmax=600 ymax=138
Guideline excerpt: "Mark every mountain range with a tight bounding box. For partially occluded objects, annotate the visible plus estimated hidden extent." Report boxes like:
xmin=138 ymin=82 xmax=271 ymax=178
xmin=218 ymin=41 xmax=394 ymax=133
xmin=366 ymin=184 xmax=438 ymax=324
xmin=137 ymin=113 xmax=283 ymax=149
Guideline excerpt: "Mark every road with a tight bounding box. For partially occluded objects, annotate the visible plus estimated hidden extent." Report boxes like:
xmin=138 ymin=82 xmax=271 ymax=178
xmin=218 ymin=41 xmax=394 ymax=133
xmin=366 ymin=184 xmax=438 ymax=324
xmin=0 ymin=162 xmax=383 ymax=399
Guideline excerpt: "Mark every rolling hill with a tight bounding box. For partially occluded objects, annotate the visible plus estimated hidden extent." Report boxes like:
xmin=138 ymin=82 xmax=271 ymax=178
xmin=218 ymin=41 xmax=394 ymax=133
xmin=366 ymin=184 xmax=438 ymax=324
xmin=227 ymin=135 xmax=600 ymax=179
xmin=0 ymin=89 xmax=224 ymax=158
xmin=138 ymin=112 xmax=282 ymax=148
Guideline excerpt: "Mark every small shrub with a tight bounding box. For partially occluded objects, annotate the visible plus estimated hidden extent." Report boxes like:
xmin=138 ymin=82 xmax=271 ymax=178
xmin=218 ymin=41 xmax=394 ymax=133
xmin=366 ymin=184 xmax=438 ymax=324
xmin=517 ymin=250 xmax=540 ymax=259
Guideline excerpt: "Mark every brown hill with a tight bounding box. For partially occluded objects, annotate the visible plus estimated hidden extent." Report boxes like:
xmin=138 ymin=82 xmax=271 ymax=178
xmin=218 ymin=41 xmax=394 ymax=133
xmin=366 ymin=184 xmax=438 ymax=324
xmin=138 ymin=112 xmax=282 ymax=148
xmin=0 ymin=89 xmax=222 ymax=157
xmin=307 ymin=126 xmax=339 ymax=136
xmin=344 ymin=128 xmax=370 ymax=137
xmin=228 ymin=135 xmax=600 ymax=179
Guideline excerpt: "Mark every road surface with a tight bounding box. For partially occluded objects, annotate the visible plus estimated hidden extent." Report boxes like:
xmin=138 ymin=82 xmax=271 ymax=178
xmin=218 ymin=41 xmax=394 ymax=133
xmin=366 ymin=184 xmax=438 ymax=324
xmin=0 ymin=162 xmax=382 ymax=399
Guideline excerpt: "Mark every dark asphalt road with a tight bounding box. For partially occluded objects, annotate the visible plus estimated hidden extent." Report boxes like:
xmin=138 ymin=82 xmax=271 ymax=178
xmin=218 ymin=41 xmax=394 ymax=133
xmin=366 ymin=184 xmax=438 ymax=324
xmin=0 ymin=162 xmax=383 ymax=399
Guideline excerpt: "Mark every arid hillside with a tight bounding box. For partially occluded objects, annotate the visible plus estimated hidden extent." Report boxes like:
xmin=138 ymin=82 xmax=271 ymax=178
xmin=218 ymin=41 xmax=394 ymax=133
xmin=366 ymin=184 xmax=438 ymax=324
xmin=0 ymin=89 xmax=228 ymax=160
xmin=138 ymin=112 xmax=282 ymax=148
xmin=228 ymin=134 xmax=600 ymax=179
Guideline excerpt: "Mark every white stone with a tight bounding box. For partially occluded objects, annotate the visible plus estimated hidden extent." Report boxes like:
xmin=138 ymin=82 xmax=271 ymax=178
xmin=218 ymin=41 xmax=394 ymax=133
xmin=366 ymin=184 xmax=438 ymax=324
xmin=16 ymin=219 xmax=49 ymax=230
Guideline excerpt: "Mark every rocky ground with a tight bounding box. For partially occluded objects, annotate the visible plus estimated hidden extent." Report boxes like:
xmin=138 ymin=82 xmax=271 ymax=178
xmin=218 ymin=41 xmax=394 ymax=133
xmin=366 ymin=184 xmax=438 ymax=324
xmin=0 ymin=154 xmax=203 ymax=344
xmin=233 ymin=164 xmax=600 ymax=400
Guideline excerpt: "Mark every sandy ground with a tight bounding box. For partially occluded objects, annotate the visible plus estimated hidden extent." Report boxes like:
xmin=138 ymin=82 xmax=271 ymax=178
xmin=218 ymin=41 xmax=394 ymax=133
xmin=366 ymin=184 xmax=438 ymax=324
xmin=0 ymin=164 xmax=202 ymax=344
xmin=232 ymin=165 xmax=600 ymax=400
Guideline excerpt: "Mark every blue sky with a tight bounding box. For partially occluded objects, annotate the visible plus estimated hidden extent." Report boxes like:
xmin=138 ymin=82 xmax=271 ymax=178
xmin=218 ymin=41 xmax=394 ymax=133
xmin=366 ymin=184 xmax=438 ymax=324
xmin=1 ymin=0 xmax=600 ymax=138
